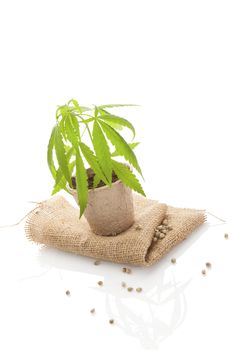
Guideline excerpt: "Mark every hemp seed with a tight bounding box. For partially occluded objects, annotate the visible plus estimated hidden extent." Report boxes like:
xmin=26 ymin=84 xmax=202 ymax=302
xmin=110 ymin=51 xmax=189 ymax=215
xmin=224 ymin=233 xmax=229 ymax=239
xmin=65 ymin=290 xmax=71 ymax=296
xmin=121 ymin=282 xmax=126 ymax=288
xmin=109 ymin=319 xmax=114 ymax=324
xmin=94 ymin=260 xmax=101 ymax=265
xmin=206 ymin=262 xmax=212 ymax=269
xmin=127 ymin=287 xmax=133 ymax=292
xmin=161 ymin=229 xmax=167 ymax=234
xmin=171 ymin=258 xmax=176 ymax=264
xmin=90 ymin=308 xmax=95 ymax=314
xmin=97 ymin=281 xmax=103 ymax=286
xmin=202 ymin=269 xmax=206 ymax=276
xmin=122 ymin=267 xmax=131 ymax=274
xmin=136 ymin=287 xmax=142 ymax=293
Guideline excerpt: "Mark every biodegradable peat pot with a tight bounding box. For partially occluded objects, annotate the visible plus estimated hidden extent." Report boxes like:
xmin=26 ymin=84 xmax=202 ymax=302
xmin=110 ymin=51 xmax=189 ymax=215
xmin=69 ymin=176 xmax=135 ymax=236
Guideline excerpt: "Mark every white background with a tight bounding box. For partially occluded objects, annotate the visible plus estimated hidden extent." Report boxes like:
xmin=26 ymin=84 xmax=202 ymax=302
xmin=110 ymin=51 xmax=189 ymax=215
xmin=0 ymin=1 xmax=232 ymax=349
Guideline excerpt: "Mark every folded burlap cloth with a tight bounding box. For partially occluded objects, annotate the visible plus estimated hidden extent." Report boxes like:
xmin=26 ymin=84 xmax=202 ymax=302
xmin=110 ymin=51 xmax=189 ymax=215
xmin=25 ymin=195 xmax=206 ymax=266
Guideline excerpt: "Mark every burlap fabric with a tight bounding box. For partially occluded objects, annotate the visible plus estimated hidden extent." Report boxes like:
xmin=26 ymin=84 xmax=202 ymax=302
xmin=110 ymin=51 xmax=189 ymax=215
xmin=25 ymin=195 xmax=206 ymax=266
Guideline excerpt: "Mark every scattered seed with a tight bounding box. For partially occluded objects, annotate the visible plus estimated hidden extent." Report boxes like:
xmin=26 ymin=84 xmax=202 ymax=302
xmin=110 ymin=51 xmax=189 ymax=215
xmin=161 ymin=229 xmax=167 ymax=234
xmin=121 ymin=282 xmax=126 ymax=288
xmin=159 ymin=233 xmax=166 ymax=239
xmin=97 ymin=281 xmax=103 ymax=286
xmin=90 ymin=308 xmax=95 ymax=314
xmin=171 ymin=258 xmax=176 ymax=264
xmin=162 ymin=218 xmax=168 ymax=226
xmin=206 ymin=262 xmax=212 ymax=269
xmin=94 ymin=260 xmax=101 ymax=266
xmin=136 ymin=287 xmax=142 ymax=293
xmin=109 ymin=319 xmax=114 ymax=324
xmin=167 ymin=226 xmax=173 ymax=231
xmin=135 ymin=224 xmax=142 ymax=230
xmin=157 ymin=225 xmax=164 ymax=230
xmin=155 ymin=231 xmax=160 ymax=238
xmin=153 ymin=237 xmax=158 ymax=243
xmin=65 ymin=290 xmax=71 ymax=296
xmin=202 ymin=269 xmax=206 ymax=276
xmin=122 ymin=267 xmax=131 ymax=274
xmin=127 ymin=287 xmax=133 ymax=292
xmin=224 ymin=233 xmax=229 ymax=239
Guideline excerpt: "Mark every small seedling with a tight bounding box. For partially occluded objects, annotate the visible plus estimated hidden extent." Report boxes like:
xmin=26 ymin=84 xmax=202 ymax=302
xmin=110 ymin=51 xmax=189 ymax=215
xmin=47 ymin=100 xmax=145 ymax=217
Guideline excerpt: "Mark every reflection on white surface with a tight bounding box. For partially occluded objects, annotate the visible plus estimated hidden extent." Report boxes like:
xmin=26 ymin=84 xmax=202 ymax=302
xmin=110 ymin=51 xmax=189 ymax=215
xmin=33 ymin=222 xmax=209 ymax=349
xmin=0 ymin=216 xmax=231 ymax=350
xmin=38 ymin=247 xmax=189 ymax=349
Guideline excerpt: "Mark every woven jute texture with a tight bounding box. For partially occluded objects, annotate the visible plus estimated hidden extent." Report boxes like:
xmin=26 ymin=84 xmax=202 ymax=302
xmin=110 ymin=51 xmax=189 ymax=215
xmin=25 ymin=195 xmax=206 ymax=266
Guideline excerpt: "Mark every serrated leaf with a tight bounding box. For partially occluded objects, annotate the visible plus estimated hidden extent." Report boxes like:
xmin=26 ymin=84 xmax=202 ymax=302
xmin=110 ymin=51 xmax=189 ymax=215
xmin=52 ymin=160 xmax=75 ymax=195
xmin=111 ymin=142 xmax=140 ymax=157
xmin=79 ymin=142 xmax=109 ymax=184
xmin=112 ymin=160 xmax=145 ymax=196
xmin=75 ymin=147 xmax=88 ymax=218
xmin=59 ymin=117 xmax=68 ymax=141
xmin=92 ymin=121 xmax=112 ymax=184
xmin=65 ymin=115 xmax=79 ymax=148
xmin=47 ymin=126 xmax=56 ymax=178
xmin=99 ymin=120 xmax=143 ymax=178
xmin=70 ymin=115 xmax=81 ymax=140
xmin=98 ymin=104 xmax=139 ymax=109
xmin=68 ymin=99 xmax=82 ymax=113
xmin=54 ymin=126 xmax=71 ymax=185
xmin=93 ymin=174 xmax=101 ymax=189
xmin=51 ymin=148 xmax=75 ymax=194
xmin=56 ymin=104 xmax=68 ymax=119
xmin=98 ymin=114 xmax=135 ymax=138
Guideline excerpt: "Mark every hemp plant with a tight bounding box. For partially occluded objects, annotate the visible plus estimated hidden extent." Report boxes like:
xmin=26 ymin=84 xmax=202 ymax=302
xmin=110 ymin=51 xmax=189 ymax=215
xmin=47 ymin=99 xmax=145 ymax=217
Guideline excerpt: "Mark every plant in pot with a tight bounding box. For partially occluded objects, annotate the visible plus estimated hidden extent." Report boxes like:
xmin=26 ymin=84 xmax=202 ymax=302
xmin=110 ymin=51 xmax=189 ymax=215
xmin=47 ymin=99 xmax=145 ymax=236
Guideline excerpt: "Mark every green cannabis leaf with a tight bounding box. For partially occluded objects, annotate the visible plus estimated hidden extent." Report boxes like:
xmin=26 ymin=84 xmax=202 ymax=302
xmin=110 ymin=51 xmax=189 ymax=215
xmin=98 ymin=120 xmax=143 ymax=177
xmin=111 ymin=142 xmax=140 ymax=157
xmin=98 ymin=114 xmax=135 ymax=138
xmin=92 ymin=120 xmax=112 ymax=184
xmin=112 ymin=160 xmax=145 ymax=196
xmin=54 ymin=126 xmax=71 ymax=185
xmin=47 ymin=126 xmax=56 ymax=178
xmin=75 ymin=147 xmax=88 ymax=218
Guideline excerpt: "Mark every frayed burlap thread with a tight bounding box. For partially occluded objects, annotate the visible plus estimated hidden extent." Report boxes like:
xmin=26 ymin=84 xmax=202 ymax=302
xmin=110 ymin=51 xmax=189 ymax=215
xmin=25 ymin=195 xmax=206 ymax=266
